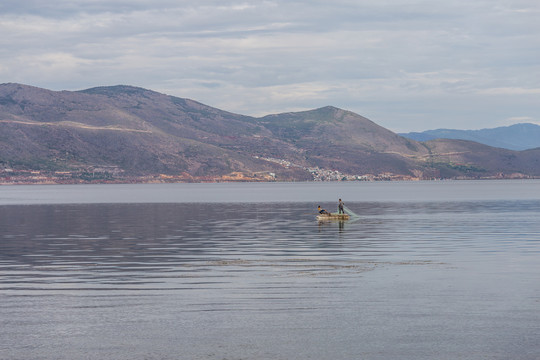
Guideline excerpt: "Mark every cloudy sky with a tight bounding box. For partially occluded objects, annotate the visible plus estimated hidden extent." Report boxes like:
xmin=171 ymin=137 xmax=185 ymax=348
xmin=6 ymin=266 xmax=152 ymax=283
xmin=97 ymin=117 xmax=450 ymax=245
xmin=1 ymin=0 xmax=539 ymax=132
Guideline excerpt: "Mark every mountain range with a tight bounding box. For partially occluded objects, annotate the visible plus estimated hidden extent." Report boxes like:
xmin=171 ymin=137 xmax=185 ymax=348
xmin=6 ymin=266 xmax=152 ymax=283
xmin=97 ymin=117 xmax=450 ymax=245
xmin=400 ymin=124 xmax=540 ymax=151
xmin=1 ymin=83 xmax=539 ymax=183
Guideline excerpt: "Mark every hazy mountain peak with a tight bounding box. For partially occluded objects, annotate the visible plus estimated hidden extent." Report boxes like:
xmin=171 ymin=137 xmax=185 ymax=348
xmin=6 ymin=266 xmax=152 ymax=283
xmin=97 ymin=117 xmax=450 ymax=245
xmin=79 ymin=85 xmax=160 ymax=97
xmin=400 ymin=123 xmax=540 ymax=150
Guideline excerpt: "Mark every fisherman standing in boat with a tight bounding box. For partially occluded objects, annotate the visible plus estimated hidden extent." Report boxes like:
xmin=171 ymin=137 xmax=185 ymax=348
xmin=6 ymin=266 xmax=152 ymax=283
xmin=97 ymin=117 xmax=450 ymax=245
xmin=338 ymin=199 xmax=344 ymax=214
xmin=318 ymin=205 xmax=330 ymax=215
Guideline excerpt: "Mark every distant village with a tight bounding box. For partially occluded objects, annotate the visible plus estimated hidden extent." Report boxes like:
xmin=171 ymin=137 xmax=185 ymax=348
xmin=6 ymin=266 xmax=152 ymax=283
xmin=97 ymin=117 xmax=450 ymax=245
xmin=0 ymin=159 xmax=420 ymax=185
xmin=253 ymin=156 xmax=421 ymax=181
xmin=0 ymin=166 xmax=126 ymax=185
xmin=2 ymin=154 xmax=531 ymax=185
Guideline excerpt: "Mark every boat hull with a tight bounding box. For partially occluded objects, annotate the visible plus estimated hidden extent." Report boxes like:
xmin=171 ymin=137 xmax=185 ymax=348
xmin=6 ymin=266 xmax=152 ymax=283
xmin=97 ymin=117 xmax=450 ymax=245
xmin=317 ymin=213 xmax=350 ymax=221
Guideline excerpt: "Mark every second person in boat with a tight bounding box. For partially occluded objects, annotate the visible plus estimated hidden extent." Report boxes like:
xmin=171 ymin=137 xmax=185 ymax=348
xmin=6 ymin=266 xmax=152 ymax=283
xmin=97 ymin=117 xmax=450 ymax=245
xmin=318 ymin=205 xmax=330 ymax=215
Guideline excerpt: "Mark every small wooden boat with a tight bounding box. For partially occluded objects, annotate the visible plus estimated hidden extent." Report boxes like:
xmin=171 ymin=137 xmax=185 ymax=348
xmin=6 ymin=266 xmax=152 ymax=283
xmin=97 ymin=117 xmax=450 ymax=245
xmin=317 ymin=213 xmax=350 ymax=221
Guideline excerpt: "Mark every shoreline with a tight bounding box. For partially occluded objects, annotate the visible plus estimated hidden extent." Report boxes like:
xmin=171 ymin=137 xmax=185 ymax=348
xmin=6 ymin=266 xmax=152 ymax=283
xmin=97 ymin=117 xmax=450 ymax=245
xmin=1 ymin=174 xmax=537 ymax=186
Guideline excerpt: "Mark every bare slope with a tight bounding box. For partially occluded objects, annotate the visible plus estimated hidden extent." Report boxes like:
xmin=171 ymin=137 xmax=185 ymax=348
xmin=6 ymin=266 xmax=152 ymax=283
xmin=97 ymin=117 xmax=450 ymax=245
xmin=0 ymin=83 xmax=307 ymax=179
xmin=254 ymin=106 xmax=431 ymax=175
xmin=1 ymin=83 xmax=539 ymax=181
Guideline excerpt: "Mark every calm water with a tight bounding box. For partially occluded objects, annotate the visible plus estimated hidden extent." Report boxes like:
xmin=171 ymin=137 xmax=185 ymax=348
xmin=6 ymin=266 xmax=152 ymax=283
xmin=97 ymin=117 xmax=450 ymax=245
xmin=1 ymin=181 xmax=540 ymax=360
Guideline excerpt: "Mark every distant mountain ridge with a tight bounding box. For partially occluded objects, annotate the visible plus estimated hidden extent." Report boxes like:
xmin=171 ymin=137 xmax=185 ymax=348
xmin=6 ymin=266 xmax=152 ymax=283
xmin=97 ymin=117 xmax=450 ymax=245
xmin=400 ymin=123 xmax=540 ymax=151
xmin=1 ymin=83 xmax=540 ymax=183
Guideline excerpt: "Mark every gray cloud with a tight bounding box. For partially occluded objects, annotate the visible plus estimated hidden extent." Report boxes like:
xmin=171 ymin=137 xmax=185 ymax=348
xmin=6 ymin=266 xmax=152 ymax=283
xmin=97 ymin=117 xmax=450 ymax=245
xmin=1 ymin=0 xmax=539 ymax=131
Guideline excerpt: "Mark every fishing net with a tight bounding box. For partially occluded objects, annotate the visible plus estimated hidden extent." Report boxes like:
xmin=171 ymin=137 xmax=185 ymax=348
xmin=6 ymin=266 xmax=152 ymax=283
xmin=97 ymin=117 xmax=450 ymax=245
xmin=343 ymin=205 xmax=361 ymax=220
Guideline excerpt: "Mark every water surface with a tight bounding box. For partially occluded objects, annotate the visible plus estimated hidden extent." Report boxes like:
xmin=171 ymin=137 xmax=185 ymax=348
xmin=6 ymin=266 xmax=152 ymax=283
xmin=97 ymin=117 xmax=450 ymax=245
xmin=1 ymin=181 xmax=539 ymax=359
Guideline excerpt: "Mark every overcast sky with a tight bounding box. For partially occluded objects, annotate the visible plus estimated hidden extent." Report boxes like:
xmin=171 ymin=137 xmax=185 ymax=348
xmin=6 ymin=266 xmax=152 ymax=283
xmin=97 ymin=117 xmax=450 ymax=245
xmin=1 ymin=0 xmax=539 ymax=132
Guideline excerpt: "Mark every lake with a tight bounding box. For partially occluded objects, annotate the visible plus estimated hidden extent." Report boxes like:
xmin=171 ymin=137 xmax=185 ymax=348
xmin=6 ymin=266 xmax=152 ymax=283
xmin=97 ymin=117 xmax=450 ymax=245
xmin=1 ymin=180 xmax=540 ymax=359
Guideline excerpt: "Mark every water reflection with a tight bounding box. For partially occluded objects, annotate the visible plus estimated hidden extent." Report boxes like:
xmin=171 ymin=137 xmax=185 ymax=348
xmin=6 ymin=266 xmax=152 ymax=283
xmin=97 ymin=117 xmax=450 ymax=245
xmin=318 ymin=219 xmax=348 ymax=233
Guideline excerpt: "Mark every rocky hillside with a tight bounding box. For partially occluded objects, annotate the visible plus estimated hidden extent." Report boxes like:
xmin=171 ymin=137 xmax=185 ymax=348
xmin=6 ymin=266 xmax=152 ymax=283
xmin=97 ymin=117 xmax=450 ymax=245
xmin=1 ymin=83 xmax=539 ymax=183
